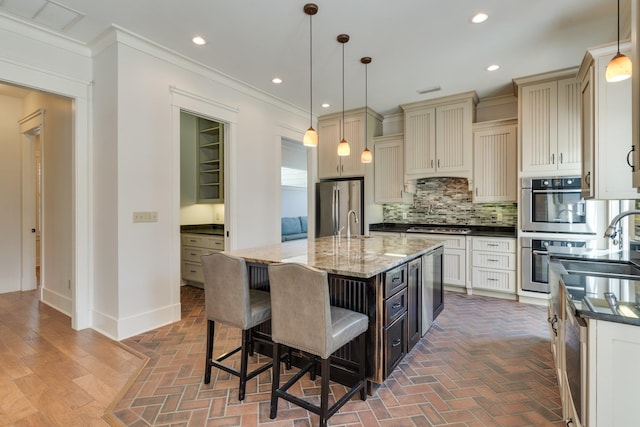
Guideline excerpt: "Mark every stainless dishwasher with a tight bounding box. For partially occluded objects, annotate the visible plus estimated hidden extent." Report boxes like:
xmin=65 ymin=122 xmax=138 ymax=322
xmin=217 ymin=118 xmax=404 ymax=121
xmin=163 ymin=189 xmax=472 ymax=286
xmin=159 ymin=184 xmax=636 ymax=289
xmin=421 ymin=245 xmax=444 ymax=335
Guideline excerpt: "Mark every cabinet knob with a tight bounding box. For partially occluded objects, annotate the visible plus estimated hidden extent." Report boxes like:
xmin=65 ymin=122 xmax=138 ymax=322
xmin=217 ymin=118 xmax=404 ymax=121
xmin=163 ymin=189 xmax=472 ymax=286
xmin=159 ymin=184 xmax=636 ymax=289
xmin=392 ymin=338 xmax=401 ymax=347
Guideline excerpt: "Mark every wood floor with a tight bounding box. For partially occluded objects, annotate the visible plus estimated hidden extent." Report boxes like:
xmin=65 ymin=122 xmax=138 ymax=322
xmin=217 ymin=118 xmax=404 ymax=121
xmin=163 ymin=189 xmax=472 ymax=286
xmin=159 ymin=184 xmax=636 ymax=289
xmin=1 ymin=287 xmax=564 ymax=426
xmin=0 ymin=290 xmax=145 ymax=426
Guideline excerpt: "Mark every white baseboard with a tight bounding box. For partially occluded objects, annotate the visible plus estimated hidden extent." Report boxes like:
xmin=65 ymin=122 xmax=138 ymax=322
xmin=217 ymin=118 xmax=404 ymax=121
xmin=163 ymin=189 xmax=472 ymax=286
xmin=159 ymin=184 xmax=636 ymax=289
xmin=41 ymin=287 xmax=72 ymax=316
xmin=116 ymin=303 xmax=181 ymax=340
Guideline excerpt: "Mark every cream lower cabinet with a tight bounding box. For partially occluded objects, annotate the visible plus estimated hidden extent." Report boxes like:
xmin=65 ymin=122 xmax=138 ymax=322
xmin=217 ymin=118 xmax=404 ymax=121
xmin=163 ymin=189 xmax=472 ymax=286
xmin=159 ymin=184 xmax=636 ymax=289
xmin=421 ymin=234 xmax=466 ymax=289
xmin=181 ymin=233 xmax=224 ymax=286
xmin=472 ymin=119 xmax=517 ymax=202
xmin=578 ymin=42 xmax=636 ymax=199
xmin=369 ymin=232 xmax=466 ymax=289
xmin=470 ymin=237 xmax=516 ymax=295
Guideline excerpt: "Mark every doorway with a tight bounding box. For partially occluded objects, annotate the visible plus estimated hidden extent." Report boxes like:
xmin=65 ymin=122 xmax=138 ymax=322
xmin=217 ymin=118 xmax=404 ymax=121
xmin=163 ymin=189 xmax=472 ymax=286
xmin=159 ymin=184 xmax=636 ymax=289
xmin=280 ymin=138 xmax=308 ymax=240
xmin=20 ymin=118 xmax=43 ymax=291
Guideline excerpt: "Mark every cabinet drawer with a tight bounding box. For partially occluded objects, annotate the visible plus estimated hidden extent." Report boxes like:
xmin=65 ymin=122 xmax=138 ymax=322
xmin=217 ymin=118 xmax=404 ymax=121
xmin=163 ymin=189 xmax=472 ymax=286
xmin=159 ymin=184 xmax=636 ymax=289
xmin=182 ymin=246 xmax=208 ymax=263
xmin=385 ymin=265 xmax=407 ymax=297
xmin=182 ymin=234 xmax=205 ymax=247
xmin=182 ymin=261 xmax=204 ymax=283
xmin=472 ymin=268 xmax=515 ymax=293
xmin=423 ymin=234 xmax=466 ymax=249
xmin=472 ymin=237 xmax=515 ymax=253
xmin=384 ymin=313 xmax=407 ymax=377
xmin=472 ymin=251 xmax=516 ymax=270
xmin=385 ymin=288 xmax=407 ymax=325
xmin=207 ymin=237 xmax=224 ymax=251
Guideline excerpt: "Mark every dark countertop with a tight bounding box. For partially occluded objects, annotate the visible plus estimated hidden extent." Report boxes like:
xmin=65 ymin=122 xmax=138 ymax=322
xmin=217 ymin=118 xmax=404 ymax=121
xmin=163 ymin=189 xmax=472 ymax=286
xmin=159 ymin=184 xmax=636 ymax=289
xmin=180 ymin=224 xmax=225 ymax=236
xmin=549 ymin=248 xmax=640 ymax=327
xmin=369 ymin=222 xmax=517 ymax=238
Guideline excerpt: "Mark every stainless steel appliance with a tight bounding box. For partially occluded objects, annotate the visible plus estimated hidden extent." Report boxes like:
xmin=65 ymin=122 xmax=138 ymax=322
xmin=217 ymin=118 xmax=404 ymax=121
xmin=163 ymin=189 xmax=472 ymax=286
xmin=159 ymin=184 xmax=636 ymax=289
xmin=521 ymin=176 xmax=597 ymax=234
xmin=316 ymin=179 xmax=363 ymax=237
xmin=565 ymin=295 xmax=588 ymax=426
xmin=421 ymin=245 xmax=444 ymax=336
xmin=521 ymin=237 xmax=593 ymax=293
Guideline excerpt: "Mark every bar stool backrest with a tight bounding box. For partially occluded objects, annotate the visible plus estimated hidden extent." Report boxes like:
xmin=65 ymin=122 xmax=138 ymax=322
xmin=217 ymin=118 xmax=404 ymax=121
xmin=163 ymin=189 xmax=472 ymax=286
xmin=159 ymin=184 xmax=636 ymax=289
xmin=268 ymin=263 xmax=333 ymax=359
xmin=202 ymin=252 xmax=251 ymax=330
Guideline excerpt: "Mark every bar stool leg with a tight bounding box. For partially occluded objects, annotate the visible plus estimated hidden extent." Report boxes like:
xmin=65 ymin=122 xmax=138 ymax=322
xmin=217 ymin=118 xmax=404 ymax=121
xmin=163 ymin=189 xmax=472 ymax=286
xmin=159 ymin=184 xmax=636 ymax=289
xmin=238 ymin=329 xmax=251 ymax=401
xmin=359 ymin=332 xmax=367 ymax=401
xmin=204 ymin=320 xmax=215 ymax=384
xmin=269 ymin=342 xmax=282 ymax=419
xmin=319 ymin=357 xmax=330 ymax=427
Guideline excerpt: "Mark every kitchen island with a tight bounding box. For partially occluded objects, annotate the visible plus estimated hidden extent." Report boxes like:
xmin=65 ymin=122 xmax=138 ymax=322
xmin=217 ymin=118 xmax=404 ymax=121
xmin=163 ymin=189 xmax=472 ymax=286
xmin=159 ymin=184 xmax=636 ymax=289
xmin=225 ymin=234 xmax=444 ymax=385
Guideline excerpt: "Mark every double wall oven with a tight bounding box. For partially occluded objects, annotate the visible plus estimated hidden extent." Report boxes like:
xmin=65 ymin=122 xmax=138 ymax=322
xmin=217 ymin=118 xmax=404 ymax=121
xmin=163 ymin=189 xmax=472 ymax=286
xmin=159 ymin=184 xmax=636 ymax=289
xmin=520 ymin=176 xmax=600 ymax=293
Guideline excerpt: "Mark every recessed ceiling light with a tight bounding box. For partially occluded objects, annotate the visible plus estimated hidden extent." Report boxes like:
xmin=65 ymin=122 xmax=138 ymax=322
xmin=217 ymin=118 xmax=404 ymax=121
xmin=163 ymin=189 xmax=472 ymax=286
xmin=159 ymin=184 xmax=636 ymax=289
xmin=321 ymin=103 xmax=330 ymax=108
xmin=471 ymin=13 xmax=488 ymax=24
xmin=272 ymin=77 xmax=282 ymax=84
xmin=192 ymin=36 xmax=206 ymax=45
xmin=486 ymin=64 xmax=500 ymax=71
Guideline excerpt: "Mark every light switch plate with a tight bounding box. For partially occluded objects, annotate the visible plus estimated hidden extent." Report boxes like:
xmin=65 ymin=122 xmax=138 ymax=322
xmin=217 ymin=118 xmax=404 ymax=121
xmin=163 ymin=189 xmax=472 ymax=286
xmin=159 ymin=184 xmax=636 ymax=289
xmin=133 ymin=211 xmax=158 ymax=223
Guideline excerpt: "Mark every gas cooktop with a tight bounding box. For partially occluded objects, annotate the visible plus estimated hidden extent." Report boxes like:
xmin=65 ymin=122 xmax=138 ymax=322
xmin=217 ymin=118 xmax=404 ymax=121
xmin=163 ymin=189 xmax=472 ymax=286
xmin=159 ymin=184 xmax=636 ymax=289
xmin=406 ymin=226 xmax=472 ymax=235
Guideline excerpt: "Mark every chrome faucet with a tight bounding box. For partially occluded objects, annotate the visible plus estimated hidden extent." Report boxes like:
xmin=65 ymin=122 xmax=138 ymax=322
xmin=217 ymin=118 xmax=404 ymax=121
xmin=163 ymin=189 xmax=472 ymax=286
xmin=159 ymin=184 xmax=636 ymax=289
xmin=347 ymin=210 xmax=359 ymax=238
xmin=604 ymin=209 xmax=640 ymax=249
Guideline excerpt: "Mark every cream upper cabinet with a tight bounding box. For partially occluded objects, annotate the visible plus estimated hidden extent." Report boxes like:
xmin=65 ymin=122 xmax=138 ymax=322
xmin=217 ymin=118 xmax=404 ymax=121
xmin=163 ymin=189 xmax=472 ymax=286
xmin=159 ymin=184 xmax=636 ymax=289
xmin=472 ymin=119 xmax=517 ymax=203
xmin=516 ymin=71 xmax=581 ymax=174
xmin=373 ymin=134 xmax=411 ymax=204
xmin=578 ymin=42 xmax=635 ymax=200
xmin=401 ymin=92 xmax=477 ymax=181
xmin=317 ymin=107 xmax=382 ymax=179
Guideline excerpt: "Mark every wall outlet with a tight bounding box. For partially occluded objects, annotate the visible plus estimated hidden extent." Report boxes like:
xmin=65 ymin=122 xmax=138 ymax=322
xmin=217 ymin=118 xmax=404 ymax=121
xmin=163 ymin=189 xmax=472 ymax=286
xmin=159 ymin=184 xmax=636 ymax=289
xmin=402 ymin=212 xmax=408 ymax=219
xmin=496 ymin=210 xmax=503 ymax=222
xmin=133 ymin=211 xmax=158 ymax=223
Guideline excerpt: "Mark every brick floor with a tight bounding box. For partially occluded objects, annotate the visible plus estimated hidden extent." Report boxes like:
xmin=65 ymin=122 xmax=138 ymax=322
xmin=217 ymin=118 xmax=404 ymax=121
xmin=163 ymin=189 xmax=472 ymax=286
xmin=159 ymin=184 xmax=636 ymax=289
xmin=111 ymin=287 xmax=564 ymax=426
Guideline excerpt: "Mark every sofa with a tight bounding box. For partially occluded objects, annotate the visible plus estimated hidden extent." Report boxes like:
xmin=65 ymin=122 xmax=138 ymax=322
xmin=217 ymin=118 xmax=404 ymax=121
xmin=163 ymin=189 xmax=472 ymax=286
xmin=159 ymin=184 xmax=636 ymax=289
xmin=281 ymin=216 xmax=308 ymax=241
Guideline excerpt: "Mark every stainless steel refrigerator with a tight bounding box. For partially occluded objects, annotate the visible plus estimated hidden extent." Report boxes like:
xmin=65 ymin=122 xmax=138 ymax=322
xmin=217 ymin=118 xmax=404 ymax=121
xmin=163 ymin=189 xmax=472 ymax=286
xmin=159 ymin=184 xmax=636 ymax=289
xmin=315 ymin=179 xmax=364 ymax=238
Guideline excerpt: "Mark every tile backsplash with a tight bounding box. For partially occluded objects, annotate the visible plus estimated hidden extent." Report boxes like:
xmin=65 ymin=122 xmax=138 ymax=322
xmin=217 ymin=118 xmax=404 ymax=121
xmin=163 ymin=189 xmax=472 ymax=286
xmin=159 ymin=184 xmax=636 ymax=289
xmin=383 ymin=177 xmax=517 ymax=226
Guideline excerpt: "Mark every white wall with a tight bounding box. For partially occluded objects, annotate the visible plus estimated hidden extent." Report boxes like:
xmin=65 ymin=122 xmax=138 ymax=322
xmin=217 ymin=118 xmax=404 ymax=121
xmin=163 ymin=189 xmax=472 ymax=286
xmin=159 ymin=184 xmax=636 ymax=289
xmin=89 ymin=28 xmax=308 ymax=338
xmin=0 ymin=94 xmax=23 ymax=293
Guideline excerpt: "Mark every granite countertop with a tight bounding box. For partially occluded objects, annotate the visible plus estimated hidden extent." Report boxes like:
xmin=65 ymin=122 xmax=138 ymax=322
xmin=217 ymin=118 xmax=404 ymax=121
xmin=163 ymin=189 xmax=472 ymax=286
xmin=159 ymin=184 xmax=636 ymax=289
xmin=369 ymin=222 xmax=517 ymax=238
xmin=225 ymin=235 xmax=443 ymax=279
xmin=181 ymin=224 xmax=225 ymax=236
xmin=549 ymin=248 xmax=640 ymax=327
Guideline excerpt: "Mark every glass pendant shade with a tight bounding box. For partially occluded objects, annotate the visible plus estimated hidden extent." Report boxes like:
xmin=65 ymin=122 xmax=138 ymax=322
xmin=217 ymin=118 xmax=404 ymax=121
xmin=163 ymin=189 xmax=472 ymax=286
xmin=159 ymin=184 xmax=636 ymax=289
xmin=303 ymin=127 xmax=318 ymax=146
xmin=605 ymin=52 xmax=632 ymax=82
xmin=360 ymin=147 xmax=372 ymax=163
xmin=337 ymin=139 xmax=350 ymax=156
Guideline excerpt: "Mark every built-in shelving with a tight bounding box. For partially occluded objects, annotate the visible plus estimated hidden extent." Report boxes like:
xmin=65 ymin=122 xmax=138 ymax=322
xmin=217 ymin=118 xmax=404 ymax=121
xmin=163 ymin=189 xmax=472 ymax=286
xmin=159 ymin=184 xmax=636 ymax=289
xmin=197 ymin=118 xmax=224 ymax=203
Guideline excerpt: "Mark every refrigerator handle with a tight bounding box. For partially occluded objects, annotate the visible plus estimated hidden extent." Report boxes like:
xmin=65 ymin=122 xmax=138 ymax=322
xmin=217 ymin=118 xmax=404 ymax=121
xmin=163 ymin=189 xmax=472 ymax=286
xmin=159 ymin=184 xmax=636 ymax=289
xmin=335 ymin=185 xmax=340 ymax=235
xmin=331 ymin=184 xmax=338 ymax=236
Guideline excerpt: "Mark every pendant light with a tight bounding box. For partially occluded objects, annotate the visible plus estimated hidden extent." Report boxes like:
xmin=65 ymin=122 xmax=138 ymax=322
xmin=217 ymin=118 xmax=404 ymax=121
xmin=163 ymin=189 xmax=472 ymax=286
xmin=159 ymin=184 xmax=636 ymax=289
xmin=337 ymin=34 xmax=351 ymax=156
xmin=303 ymin=4 xmax=318 ymax=146
xmin=605 ymin=0 xmax=632 ymax=82
xmin=360 ymin=57 xmax=373 ymax=163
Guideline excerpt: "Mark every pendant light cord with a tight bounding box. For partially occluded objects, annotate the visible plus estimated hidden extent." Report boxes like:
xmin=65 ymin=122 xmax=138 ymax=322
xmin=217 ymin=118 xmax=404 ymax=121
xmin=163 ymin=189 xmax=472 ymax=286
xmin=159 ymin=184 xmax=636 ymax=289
xmin=364 ymin=62 xmax=368 ymax=151
xmin=617 ymin=0 xmax=621 ymax=53
xmin=341 ymin=40 xmax=345 ymax=141
xmin=309 ymin=12 xmax=313 ymax=125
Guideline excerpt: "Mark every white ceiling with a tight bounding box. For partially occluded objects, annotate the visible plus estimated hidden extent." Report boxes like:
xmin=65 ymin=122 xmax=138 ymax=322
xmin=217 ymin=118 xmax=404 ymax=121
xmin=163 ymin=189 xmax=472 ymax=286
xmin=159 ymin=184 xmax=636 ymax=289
xmin=0 ymin=0 xmax=630 ymax=116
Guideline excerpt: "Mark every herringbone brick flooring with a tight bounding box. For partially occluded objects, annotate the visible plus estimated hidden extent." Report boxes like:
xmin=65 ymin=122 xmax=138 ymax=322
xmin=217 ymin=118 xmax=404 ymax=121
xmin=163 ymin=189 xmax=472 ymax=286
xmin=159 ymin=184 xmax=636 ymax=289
xmin=111 ymin=287 xmax=564 ymax=426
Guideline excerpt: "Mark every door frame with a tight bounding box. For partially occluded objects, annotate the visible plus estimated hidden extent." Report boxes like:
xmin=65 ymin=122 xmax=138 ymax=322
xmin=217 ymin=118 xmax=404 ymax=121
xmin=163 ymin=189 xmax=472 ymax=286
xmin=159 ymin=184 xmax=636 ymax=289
xmin=19 ymin=109 xmax=44 ymax=292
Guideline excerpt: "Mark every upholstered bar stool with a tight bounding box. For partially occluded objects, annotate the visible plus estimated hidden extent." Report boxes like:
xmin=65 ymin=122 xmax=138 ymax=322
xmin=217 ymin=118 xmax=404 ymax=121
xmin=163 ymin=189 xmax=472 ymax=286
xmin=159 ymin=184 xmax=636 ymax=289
xmin=201 ymin=252 xmax=274 ymax=401
xmin=267 ymin=262 xmax=368 ymax=427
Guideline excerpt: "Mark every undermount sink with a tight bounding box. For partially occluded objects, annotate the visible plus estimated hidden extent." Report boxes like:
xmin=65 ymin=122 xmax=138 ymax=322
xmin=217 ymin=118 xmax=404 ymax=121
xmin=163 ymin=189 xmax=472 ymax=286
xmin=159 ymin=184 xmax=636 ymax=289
xmin=560 ymin=259 xmax=640 ymax=279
